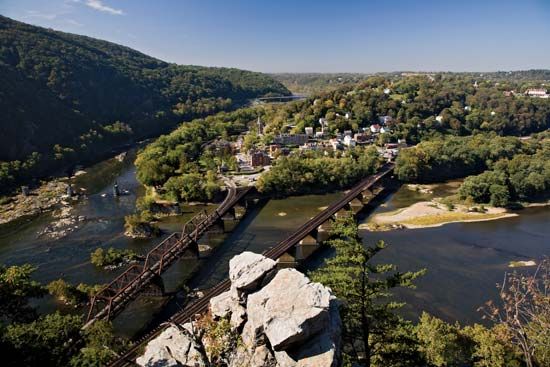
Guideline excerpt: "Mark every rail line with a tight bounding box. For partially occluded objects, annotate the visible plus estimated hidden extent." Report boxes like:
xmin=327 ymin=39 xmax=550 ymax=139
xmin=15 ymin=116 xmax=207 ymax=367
xmin=84 ymin=183 xmax=251 ymax=328
xmin=108 ymin=163 xmax=394 ymax=366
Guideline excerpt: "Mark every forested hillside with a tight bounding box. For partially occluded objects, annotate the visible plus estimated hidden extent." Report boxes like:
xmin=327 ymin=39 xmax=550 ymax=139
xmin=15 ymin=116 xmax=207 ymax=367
xmin=0 ymin=16 xmax=289 ymax=192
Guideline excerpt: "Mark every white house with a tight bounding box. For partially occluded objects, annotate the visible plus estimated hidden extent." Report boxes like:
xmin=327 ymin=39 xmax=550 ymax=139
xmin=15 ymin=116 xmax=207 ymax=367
xmin=343 ymin=135 xmax=356 ymax=147
xmin=370 ymin=124 xmax=381 ymax=133
xmin=526 ymin=89 xmax=548 ymax=98
xmin=305 ymin=127 xmax=314 ymax=137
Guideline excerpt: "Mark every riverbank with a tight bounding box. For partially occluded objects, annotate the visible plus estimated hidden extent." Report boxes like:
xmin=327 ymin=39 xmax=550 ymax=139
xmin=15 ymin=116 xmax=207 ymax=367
xmin=363 ymin=200 xmax=517 ymax=230
xmin=0 ymin=180 xmax=73 ymax=225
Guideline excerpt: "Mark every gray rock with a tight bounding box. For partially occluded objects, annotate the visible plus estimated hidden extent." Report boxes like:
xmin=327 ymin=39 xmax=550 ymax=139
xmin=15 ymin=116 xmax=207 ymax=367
xmin=229 ymin=251 xmax=278 ymax=293
xmin=136 ymin=324 xmax=208 ymax=367
xmin=230 ymin=303 xmax=247 ymax=330
xmin=209 ymin=290 xmax=233 ymax=319
xmin=228 ymin=345 xmax=276 ymax=367
xmin=246 ymin=268 xmax=332 ymax=351
xmin=209 ymin=289 xmax=247 ymax=331
xmin=274 ymin=299 xmax=341 ymax=367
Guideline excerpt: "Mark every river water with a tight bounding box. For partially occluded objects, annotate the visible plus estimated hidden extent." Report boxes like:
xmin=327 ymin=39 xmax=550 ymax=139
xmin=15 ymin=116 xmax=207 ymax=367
xmin=0 ymin=151 xmax=548 ymax=336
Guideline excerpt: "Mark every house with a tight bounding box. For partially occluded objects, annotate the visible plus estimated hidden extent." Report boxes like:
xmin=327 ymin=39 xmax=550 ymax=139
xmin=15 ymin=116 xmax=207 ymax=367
xmin=315 ymin=131 xmax=325 ymax=139
xmin=370 ymin=124 xmax=381 ymax=133
xmin=354 ymin=133 xmax=368 ymax=143
xmin=343 ymin=130 xmax=352 ymax=137
xmin=329 ymin=139 xmax=342 ymax=150
xmin=525 ymin=89 xmax=549 ymax=98
xmin=343 ymin=135 xmax=356 ymax=147
xmin=273 ymin=134 xmax=308 ymax=146
xmin=380 ymin=127 xmax=388 ymax=134
xmin=383 ymin=88 xmax=391 ymax=94
xmin=305 ymin=127 xmax=314 ymax=137
xmin=299 ymin=142 xmax=319 ymax=151
xmin=436 ymin=116 xmax=443 ymax=123
xmin=249 ymin=150 xmax=271 ymax=167
xmin=345 ymin=112 xmax=351 ymax=120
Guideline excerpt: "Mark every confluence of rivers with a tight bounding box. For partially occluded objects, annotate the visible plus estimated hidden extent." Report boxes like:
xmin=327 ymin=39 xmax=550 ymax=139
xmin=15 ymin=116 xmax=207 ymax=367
xmin=0 ymin=150 xmax=548 ymax=337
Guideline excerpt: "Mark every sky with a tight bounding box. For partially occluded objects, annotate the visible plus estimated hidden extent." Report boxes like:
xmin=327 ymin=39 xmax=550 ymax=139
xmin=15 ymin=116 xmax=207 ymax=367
xmin=1 ymin=0 xmax=550 ymax=73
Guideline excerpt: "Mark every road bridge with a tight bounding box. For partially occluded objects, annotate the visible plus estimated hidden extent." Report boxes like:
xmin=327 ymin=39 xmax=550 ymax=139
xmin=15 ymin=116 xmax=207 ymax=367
xmin=107 ymin=163 xmax=394 ymax=366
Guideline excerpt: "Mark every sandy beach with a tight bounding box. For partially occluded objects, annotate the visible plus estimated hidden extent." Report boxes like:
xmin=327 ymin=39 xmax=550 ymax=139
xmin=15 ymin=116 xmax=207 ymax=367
xmin=363 ymin=201 xmax=518 ymax=230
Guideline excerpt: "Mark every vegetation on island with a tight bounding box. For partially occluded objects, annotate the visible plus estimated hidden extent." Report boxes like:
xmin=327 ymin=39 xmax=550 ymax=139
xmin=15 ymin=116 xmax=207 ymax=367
xmin=123 ymin=210 xmax=161 ymax=239
xmin=0 ymin=15 xmax=289 ymax=194
xmin=90 ymin=247 xmax=142 ymax=268
xmin=312 ymin=216 xmax=549 ymax=367
xmin=46 ymin=279 xmax=102 ymax=307
xmin=396 ymin=133 xmax=549 ymax=206
xmin=257 ymin=146 xmax=381 ymax=196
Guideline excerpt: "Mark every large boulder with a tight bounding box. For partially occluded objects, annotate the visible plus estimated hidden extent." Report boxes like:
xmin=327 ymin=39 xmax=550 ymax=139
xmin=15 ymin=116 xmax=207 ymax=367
xmin=274 ymin=299 xmax=342 ymax=367
xmin=136 ymin=324 xmax=208 ymax=367
xmin=209 ymin=290 xmax=234 ymax=319
xmin=229 ymin=251 xmax=278 ymax=293
xmin=246 ymin=268 xmax=332 ymax=351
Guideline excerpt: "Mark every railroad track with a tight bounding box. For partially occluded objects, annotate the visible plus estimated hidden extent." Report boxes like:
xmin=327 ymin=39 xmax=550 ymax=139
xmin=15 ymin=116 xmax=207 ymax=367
xmin=108 ymin=164 xmax=394 ymax=366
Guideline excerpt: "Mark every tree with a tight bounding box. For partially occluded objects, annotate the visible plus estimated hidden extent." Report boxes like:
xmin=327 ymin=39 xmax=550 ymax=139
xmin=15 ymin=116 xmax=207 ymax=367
xmin=0 ymin=264 xmax=46 ymax=323
xmin=479 ymin=258 xmax=550 ymax=367
xmin=462 ymin=324 xmax=523 ymax=367
xmin=47 ymin=279 xmax=87 ymax=306
xmin=310 ymin=215 xmax=425 ymax=366
xmin=489 ymin=184 xmax=510 ymax=207
xmin=2 ymin=312 xmax=82 ymax=367
xmin=70 ymin=320 xmax=128 ymax=367
xmin=416 ymin=312 xmax=472 ymax=366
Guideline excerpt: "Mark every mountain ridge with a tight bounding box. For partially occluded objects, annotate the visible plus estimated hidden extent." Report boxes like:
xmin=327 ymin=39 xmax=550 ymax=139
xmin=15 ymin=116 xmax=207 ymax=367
xmin=0 ymin=16 xmax=289 ymax=191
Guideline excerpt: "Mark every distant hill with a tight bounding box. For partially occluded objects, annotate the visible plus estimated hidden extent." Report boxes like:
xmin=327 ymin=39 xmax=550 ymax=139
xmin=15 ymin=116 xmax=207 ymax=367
xmin=271 ymin=73 xmax=372 ymax=94
xmin=0 ymin=16 xmax=289 ymax=191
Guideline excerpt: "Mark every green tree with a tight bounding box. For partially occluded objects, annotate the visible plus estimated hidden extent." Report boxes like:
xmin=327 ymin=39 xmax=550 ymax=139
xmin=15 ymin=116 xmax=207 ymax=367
xmin=310 ymin=215 xmax=425 ymax=366
xmin=2 ymin=312 xmax=82 ymax=367
xmin=0 ymin=264 xmax=46 ymax=322
xmin=416 ymin=312 xmax=472 ymax=366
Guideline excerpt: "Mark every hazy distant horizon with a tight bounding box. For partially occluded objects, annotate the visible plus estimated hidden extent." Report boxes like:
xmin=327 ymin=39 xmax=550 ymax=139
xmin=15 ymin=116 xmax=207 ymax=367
xmin=2 ymin=0 xmax=550 ymax=73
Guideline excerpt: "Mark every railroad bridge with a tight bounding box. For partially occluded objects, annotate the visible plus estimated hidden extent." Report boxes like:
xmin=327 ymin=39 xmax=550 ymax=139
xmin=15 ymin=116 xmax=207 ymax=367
xmin=107 ymin=163 xmax=395 ymax=366
xmin=84 ymin=183 xmax=252 ymax=328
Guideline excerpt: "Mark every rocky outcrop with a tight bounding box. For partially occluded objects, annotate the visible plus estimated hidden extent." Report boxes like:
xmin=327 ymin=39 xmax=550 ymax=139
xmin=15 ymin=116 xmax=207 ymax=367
xmin=137 ymin=252 xmax=341 ymax=367
xmin=246 ymin=269 xmax=332 ymax=351
xmin=229 ymin=251 xmax=278 ymax=293
xmin=136 ymin=324 xmax=209 ymax=367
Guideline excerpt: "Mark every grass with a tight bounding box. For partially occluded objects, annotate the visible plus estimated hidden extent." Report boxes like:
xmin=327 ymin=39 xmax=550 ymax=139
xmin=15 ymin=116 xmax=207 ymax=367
xmin=401 ymin=212 xmax=508 ymax=227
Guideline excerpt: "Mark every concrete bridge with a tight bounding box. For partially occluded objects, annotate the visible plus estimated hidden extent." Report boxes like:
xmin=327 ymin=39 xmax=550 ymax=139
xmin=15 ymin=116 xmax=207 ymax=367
xmin=107 ymin=163 xmax=395 ymax=366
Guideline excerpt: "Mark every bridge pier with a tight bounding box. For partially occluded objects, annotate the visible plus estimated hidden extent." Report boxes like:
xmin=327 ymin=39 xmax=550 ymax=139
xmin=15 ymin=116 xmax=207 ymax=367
xmin=142 ymin=274 xmax=165 ymax=297
xmin=317 ymin=221 xmax=332 ymax=243
xmin=296 ymin=234 xmax=319 ymax=261
xmin=349 ymin=197 xmax=364 ymax=214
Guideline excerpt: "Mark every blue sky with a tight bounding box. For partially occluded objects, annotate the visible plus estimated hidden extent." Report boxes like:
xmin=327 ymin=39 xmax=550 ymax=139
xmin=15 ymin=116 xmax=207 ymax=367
xmin=1 ymin=0 xmax=549 ymax=72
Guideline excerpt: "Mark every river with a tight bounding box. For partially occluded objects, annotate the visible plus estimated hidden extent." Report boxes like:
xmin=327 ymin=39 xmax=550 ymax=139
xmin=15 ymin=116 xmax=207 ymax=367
xmin=0 ymin=151 xmax=548 ymax=337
